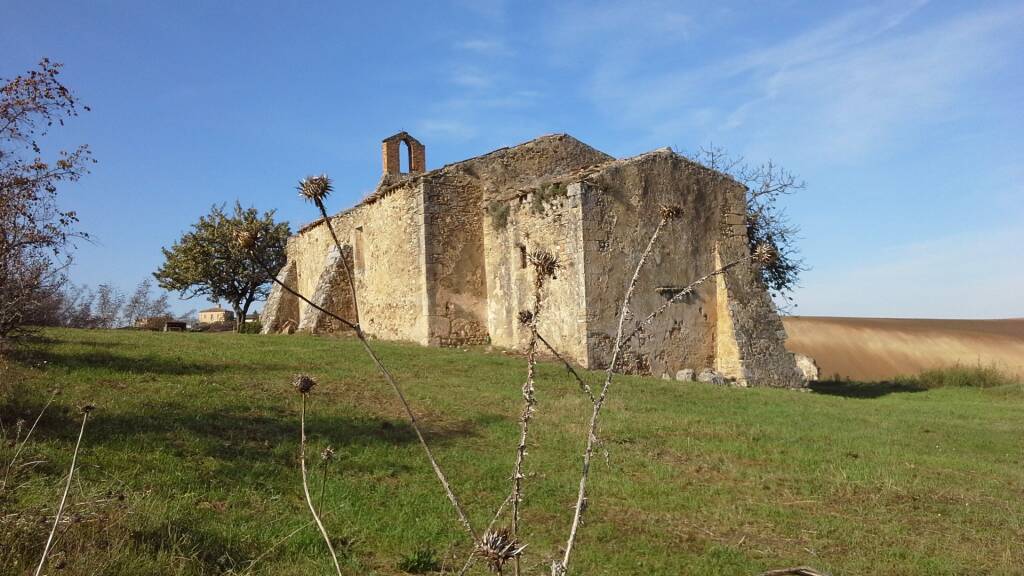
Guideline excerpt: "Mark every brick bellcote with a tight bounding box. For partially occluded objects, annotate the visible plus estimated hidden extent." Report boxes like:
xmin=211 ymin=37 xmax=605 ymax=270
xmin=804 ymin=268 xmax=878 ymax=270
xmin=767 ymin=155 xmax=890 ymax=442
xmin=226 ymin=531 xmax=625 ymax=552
xmin=381 ymin=132 xmax=426 ymax=175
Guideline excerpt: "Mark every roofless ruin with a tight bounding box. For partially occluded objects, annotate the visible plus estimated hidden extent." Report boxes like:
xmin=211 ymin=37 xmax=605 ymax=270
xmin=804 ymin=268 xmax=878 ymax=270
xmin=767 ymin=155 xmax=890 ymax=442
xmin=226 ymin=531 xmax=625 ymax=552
xmin=261 ymin=133 xmax=802 ymax=387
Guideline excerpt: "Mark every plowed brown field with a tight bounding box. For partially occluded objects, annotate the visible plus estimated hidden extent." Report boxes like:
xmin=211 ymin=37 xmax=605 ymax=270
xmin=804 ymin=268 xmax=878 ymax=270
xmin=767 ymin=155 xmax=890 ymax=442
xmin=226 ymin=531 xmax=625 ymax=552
xmin=782 ymin=316 xmax=1024 ymax=381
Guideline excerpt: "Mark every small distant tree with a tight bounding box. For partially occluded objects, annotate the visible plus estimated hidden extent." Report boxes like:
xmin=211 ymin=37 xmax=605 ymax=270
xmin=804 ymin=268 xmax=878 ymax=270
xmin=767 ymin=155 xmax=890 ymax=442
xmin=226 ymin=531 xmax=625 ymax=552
xmin=154 ymin=202 xmax=289 ymax=332
xmin=0 ymin=59 xmax=93 ymax=340
xmin=93 ymin=283 xmax=124 ymax=329
xmin=122 ymin=278 xmax=171 ymax=327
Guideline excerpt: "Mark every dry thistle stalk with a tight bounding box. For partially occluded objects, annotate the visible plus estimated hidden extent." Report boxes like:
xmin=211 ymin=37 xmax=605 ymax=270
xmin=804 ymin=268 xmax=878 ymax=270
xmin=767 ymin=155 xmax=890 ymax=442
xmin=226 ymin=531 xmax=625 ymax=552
xmin=475 ymin=527 xmax=527 ymax=574
xmin=34 ymin=401 xmax=94 ymax=576
xmin=528 ymin=250 xmax=560 ymax=283
xmin=753 ymin=242 xmax=778 ymax=266
xmin=234 ymin=227 xmax=259 ymax=250
xmin=293 ymin=374 xmax=317 ymax=395
xmin=555 ymin=207 xmax=675 ymax=574
xmin=659 ymin=204 xmax=683 ymax=220
xmin=517 ymin=310 xmax=534 ymax=326
xmin=2 ymin=389 xmax=59 ymax=494
xmin=293 ymin=376 xmax=344 ymax=576
xmin=318 ymin=446 xmax=335 ymax=516
xmin=253 ymin=177 xmax=478 ymax=544
xmin=508 ymin=249 xmax=558 ymax=575
xmin=297 ymin=174 xmax=333 ymax=204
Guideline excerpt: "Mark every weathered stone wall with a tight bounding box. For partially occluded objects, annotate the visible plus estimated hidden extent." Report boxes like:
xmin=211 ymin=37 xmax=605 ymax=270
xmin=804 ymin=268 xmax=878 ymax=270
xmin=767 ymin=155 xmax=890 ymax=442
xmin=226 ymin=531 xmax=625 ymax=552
xmin=296 ymin=245 xmax=357 ymax=334
xmin=419 ymin=134 xmax=611 ymax=347
xmin=283 ymin=183 xmax=429 ymax=343
xmin=261 ymin=261 xmax=299 ymax=333
xmin=422 ymin=172 xmax=490 ymax=346
xmin=483 ymin=182 xmax=589 ymax=362
xmin=265 ymin=133 xmax=798 ymax=387
xmin=714 ymin=186 xmax=803 ymax=388
xmin=579 ymin=150 xmax=735 ymax=376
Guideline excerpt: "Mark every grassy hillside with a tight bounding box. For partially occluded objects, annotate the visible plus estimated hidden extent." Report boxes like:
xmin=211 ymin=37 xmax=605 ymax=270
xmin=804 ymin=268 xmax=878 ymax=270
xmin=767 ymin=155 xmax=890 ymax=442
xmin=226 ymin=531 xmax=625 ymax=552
xmin=2 ymin=328 xmax=1023 ymax=575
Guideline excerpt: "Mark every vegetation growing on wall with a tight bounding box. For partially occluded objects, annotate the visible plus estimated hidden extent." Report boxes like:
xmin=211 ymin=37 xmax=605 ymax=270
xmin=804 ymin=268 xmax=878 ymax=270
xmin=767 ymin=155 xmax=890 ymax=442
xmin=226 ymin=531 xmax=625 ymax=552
xmin=487 ymin=200 xmax=510 ymax=230
xmin=530 ymin=182 xmax=568 ymax=215
xmin=688 ymin=146 xmax=806 ymax=306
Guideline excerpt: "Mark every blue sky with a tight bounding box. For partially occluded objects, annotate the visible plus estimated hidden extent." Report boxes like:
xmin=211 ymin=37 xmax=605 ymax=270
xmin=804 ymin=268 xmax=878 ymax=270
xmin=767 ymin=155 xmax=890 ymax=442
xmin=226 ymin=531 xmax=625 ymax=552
xmin=3 ymin=0 xmax=1022 ymax=318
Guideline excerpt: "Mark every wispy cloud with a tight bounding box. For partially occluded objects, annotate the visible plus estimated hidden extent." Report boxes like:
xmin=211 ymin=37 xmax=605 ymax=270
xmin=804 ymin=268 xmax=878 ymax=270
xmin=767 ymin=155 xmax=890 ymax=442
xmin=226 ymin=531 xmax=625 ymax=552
xmin=419 ymin=27 xmax=540 ymax=143
xmin=449 ymin=65 xmax=494 ymax=89
xmin=564 ymin=1 xmax=1024 ymax=161
xmin=417 ymin=119 xmax=478 ymax=141
xmin=545 ymin=0 xmax=695 ymax=61
xmin=455 ymin=38 xmax=513 ymax=57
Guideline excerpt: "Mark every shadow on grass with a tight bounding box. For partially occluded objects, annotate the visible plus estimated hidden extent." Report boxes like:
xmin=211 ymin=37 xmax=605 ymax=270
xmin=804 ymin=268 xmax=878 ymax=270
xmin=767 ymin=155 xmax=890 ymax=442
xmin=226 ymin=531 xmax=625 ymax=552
xmin=26 ymin=348 xmax=222 ymax=376
xmin=809 ymin=379 xmax=926 ymax=398
xmin=10 ymin=395 xmax=483 ymax=480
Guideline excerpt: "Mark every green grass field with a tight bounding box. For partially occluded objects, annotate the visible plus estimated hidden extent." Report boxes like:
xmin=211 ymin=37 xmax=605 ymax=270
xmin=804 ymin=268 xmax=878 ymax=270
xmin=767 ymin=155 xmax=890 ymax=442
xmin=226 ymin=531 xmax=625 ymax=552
xmin=1 ymin=328 xmax=1022 ymax=575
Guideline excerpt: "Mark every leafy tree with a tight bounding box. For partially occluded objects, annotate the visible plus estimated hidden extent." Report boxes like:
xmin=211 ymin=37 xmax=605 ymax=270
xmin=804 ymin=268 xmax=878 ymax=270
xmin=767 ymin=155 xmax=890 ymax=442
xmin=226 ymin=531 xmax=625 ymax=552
xmin=154 ymin=202 xmax=289 ymax=331
xmin=0 ymin=59 xmax=93 ymax=339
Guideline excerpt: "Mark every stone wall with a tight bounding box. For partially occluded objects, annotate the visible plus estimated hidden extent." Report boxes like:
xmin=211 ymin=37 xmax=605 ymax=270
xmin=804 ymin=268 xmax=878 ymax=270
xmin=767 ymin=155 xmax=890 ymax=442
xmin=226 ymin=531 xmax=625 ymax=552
xmin=579 ymin=151 xmax=734 ymax=376
xmin=714 ymin=185 xmax=803 ymax=388
xmin=261 ymin=261 xmax=299 ymax=333
xmin=296 ymin=245 xmax=357 ymax=334
xmin=419 ymin=133 xmax=611 ymax=347
xmin=422 ymin=171 xmax=490 ymax=346
xmin=282 ymin=183 xmax=429 ymax=343
xmin=483 ymin=181 xmax=589 ymax=362
xmin=263 ymin=133 xmax=799 ymax=387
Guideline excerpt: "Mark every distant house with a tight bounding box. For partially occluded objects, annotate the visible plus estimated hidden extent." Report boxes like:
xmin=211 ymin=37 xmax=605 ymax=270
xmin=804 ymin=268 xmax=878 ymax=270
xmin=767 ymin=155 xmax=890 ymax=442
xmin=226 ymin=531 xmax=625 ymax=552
xmin=198 ymin=307 xmax=234 ymax=324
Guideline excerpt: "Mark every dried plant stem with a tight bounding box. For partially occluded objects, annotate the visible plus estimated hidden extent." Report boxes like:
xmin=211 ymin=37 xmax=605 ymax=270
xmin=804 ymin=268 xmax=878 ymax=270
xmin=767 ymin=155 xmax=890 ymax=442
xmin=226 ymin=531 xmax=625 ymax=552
xmin=34 ymin=407 xmax=89 ymax=576
xmin=354 ymin=334 xmax=477 ymax=540
xmin=314 ymin=200 xmax=361 ymax=326
xmin=556 ymin=216 xmax=668 ymax=575
xmin=255 ymin=232 xmax=477 ymax=542
xmin=509 ymin=281 xmax=545 ymax=576
xmin=621 ymin=257 xmax=747 ymax=344
xmin=299 ymin=394 xmax=344 ymax=576
xmin=458 ymin=492 xmax=514 ymax=576
xmin=535 ymin=332 xmax=595 ymax=404
xmin=2 ymin=389 xmax=58 ymax=493
xmin=242 ymin=518 xmax=317 ymax=575
xmin=553 ymin=236 xmax=752 ymax=573
xmin=317 ymin=461 xmax=330 ymax=517
xmin=758 ymin=567 xmax=831 ymax=576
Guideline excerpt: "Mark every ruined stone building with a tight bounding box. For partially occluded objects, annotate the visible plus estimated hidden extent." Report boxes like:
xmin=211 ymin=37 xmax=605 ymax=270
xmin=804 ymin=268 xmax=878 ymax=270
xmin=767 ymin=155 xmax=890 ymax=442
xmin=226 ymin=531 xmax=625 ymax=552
xmin=261 ymin=132 xmax=801 ymax=387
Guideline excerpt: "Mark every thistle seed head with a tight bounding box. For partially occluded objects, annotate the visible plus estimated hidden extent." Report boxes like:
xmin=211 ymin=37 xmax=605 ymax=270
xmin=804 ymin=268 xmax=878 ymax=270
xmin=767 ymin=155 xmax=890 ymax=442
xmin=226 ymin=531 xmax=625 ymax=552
xmin=297 ymin=174 xmax=333 ymax=203
xmin=292 ymin=374 xmax=317 ymax=395
xmin=529 ymin=250 xmax=559 ymax=279
xmin=659 ymin=204 xmax=683 ymax=220
xmin=320 ymin=446 xmax=335 ymax=462
xmin=753 ymin=243 xmax=778 ymax=266
xmin=517 ymin=310 xmax=534 ymax=326
xmin=475 ymin=527 xmax=526 ymax=574
xmin=79 ymin=403 xmax=96 ymax=414
xmin=234 ymin=227 xmax=259 ymax=250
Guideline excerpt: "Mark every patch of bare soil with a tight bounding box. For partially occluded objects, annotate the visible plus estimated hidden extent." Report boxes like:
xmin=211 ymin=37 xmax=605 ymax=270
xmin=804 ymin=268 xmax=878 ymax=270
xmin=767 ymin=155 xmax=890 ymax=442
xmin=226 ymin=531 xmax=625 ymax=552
xmin=782 ymin=316 xmax=1024 ymax=381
